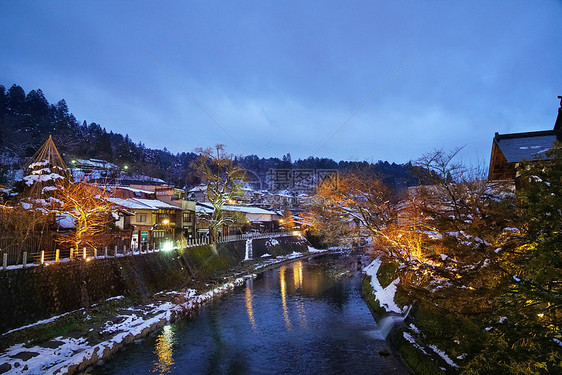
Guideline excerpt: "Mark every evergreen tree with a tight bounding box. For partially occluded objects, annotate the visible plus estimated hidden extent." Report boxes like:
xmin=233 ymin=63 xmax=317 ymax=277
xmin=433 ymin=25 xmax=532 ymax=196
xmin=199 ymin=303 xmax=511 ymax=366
xmin=6 ymin=84 xmax=25 ymax=114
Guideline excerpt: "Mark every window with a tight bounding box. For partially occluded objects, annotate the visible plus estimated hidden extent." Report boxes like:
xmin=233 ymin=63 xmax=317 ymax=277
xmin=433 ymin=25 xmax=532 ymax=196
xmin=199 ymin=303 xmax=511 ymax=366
xmin=136 ymin=213 xmax=147 ymax=223
xmin=183 ymin=211 xmax=193 ymax=222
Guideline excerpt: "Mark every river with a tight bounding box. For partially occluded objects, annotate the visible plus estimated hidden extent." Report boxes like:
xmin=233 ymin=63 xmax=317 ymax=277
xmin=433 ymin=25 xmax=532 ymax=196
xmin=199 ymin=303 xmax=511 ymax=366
xmin=89 ymin=254 xmax=409 ymax=375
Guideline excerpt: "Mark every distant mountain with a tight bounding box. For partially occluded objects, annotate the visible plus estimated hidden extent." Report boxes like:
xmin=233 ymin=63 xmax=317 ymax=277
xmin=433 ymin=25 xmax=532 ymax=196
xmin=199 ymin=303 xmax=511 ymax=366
xmin=0 ymin=84 xmax=425 ymax=190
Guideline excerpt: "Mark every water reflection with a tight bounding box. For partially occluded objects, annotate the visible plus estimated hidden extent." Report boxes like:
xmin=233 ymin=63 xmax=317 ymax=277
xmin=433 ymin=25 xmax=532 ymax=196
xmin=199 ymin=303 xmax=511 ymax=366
xmin=92 ymin=255 xmax=410 ymax=375
xmin=292 ymin=261 xmax=308 ymax=327
xmin=279 ymin=265 xmax=293 ymax=331
xmin=152 ymin=325 xmax=175 ymax=374
xmin=244 ymin=279 xmax=257 ymax=331
xmin=293 ymin=260 xmax=303 ymax=290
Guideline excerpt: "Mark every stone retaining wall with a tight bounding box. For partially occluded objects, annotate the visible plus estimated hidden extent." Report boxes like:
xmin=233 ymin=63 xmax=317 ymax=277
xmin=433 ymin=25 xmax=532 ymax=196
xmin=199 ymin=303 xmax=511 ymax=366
xmin=0 ymin=235 xmax=308 ymax=334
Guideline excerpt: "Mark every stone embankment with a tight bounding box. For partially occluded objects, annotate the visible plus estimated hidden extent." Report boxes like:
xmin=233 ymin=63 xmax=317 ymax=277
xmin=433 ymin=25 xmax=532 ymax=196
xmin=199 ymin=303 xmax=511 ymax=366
xmin=0 ymin=235 xmax=325 ymax=374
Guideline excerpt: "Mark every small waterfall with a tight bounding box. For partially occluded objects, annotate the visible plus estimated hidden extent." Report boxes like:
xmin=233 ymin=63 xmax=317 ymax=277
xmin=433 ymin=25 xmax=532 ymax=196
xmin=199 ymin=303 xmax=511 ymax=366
xmin=377 ymin=306 xmax=411 ymax=339
xmin=244 ymin=239 xmax=253 ymax=260
xmin=378 ymin=315 xmax=404 ymax=339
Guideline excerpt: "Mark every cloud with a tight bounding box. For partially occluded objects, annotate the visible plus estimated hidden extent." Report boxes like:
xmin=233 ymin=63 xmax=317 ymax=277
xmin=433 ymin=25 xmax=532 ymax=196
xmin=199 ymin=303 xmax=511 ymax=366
xmin=1 ymin=0 xmax=561 ymax=166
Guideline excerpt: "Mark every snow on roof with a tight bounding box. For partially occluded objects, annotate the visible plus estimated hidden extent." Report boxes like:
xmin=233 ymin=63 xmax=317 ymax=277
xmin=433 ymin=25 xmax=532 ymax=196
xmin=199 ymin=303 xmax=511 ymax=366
xmin=109 ymin=198 xmax=179 ymax=210
xmin=189 ymin=185 xmax=208 ymax=192
xmin=109 ymin=198 xmax=151 ymax=210
xmin=222 ymin=205 xmax=278 ymax=215
xmin=496 ymin=131 xmax=557 ymax=163
xmin=116 ymin=186 xmax=155 ymax=195
xmin=196 ymin=205 xmax=214 ymax=214
xmin=131 ymin=198 xmax=180 ymax=210
xmin=123 ymin=175 xmax=166 ymax=183
xmin=74 ymin=159 xmax=118 ymax=169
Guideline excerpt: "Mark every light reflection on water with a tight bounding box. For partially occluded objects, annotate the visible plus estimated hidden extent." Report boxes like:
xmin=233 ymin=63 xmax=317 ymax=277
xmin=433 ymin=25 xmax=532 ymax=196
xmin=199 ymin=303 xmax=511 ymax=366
xmin=292 ymin=261 xmax=308 ymax=328
xmin=279 ymin=265 xmax=293 ymax=331
xmin=152 ymin=325 xmax=174 ymax=374
xmin=91 ymin=255 xmax=410 ymax=375
xmin=244 ymin=279 xmax=257 ymax=331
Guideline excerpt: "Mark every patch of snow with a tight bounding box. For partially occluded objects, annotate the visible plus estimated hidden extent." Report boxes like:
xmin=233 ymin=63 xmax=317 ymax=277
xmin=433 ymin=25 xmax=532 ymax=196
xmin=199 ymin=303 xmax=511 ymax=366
xmin=261 ymin=253 xmax=272 ymax=257
xmin=23 ymin=172 xmax=64 ymax=186
xmin=498 ymin=316 xmax=507 ymax=324
xmin=0 ymin=336 xmax=90 ymax=374
xmin=409 ymin=324 xmax=421 ymax=334
xmin=513 ymin=275 xmax=521 ymax=282
xmin=105 ymin=296 xmax=124 ymax=302
xmin=363 ymin=258 xmax=406 ymax=314
xmin=266 ymin=238 xmax=279 ymax=246
xmin=308 ymin=246 xmax=327 ymax=253
xmin=403 ymin=332 xmax=428 ymax=354
xmin=474 ymin=237 xmax=491 ymax=246
xmin=429 ymin=345 xmax=458 ymax=368
xmin=28 ymin=160 xmax=50 ymax=168
xmin=425 ymin=231 xmax=442 ymax=240
xmin=2 ymin=309 xmax=84 ymax=336
xmin=42 ymin=186 xmax=58 ymax=193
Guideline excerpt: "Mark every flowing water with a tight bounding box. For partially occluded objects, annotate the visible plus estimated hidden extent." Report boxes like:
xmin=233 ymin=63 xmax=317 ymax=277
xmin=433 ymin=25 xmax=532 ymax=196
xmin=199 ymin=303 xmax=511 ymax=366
xmin=90 ymin=254 xmax=409 ymax=375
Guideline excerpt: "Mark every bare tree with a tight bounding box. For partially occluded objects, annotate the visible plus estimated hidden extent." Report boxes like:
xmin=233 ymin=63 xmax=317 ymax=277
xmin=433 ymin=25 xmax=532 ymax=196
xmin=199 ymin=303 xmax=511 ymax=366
xmin=309 ymin=171 xmax=398 ymax=249
xmin=0 ymin=202 xmax=51 ymax=263
xmin=190 ymin=145 xmax=246 ymax=246
xmin=50 ymin=177 xmax=117 ymax=251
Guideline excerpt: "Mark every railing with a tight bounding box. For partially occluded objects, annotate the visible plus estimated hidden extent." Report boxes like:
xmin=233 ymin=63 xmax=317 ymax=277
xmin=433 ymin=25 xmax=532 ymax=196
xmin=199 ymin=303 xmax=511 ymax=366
xmin=216 ymin=231 xmax=294 ymax=243
xmin=0 ymin=231 xmax=300 ymax=270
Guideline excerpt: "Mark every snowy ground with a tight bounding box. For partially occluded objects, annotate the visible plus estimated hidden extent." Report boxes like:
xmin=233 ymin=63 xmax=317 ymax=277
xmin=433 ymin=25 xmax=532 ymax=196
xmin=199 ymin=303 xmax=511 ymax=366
xmin=0 ymin=248 xmax=333 ymax=375
xmin=363 ymin=257 xmax=459 ymax=373
xmin=363 ymin=258 xmax=406 ymax=314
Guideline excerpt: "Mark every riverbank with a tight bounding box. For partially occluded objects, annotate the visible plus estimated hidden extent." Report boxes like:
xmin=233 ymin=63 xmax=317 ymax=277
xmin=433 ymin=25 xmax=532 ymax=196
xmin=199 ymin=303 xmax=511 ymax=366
xmin=0 ymin=234 xmax=308 ymax=334
xmin=361 ymin=257 xmax=461 ymax=375
xmin=0 ymin=245 xmax=334 ymax=374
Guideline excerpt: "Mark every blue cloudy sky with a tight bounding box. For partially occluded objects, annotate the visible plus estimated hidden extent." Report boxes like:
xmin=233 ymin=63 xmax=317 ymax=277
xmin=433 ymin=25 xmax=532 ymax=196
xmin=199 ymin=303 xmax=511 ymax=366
xmin=1 ymin=1 xmax=561 ymax=165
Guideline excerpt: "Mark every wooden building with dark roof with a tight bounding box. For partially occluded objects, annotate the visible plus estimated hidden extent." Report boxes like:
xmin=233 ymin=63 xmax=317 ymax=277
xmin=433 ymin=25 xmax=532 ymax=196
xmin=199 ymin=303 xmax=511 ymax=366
xmin=488 ymin=97 xmax=562 ymax=181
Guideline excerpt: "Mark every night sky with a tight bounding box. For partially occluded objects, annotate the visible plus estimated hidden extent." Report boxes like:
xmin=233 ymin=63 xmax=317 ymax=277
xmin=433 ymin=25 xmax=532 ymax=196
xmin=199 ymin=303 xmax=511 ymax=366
xmin=1 ymin=1 xmax=561 ymax=165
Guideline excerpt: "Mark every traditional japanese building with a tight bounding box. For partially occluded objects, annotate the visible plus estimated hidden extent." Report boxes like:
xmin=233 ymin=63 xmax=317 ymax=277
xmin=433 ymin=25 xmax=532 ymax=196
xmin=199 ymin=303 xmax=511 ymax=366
xmin=488 ymin=97 xmax=562 ymax=181
xmin=110 ymin=197 xmax=182 ymax=250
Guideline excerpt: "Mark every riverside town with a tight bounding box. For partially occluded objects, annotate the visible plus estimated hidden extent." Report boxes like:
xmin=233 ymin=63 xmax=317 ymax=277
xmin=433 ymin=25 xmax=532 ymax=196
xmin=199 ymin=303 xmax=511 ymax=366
xmin=0 ymin=2 xmax=561 ymax=374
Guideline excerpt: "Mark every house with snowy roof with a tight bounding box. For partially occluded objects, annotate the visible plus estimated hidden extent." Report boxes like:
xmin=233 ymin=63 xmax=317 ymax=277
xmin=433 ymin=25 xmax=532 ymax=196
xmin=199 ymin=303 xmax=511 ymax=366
xmin=69 ymin=158 xmax=119 ymax=181
xmin=488 ymin=97 xmax=562 ymax=181
xmin=113 ymin=185 xmax=196 ymax=239
xmin=195 ymin=202 xmax=280 ymax=237
xmin=110 ymin=197 xmax=182 ymax=250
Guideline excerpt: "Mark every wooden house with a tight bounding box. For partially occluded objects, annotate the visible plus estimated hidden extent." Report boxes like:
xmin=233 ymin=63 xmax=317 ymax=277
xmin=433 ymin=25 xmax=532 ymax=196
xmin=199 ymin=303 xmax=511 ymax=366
xmin=111 ymin=197 xmax=182 ymax=249
xmin=488 ymin=97 xmax=562 ymax=182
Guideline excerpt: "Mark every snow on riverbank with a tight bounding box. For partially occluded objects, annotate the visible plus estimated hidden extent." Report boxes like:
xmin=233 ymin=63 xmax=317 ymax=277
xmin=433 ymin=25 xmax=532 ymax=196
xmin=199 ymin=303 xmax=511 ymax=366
xmin=0 ymin=276 xmax=254 ymax=375
xmin=363 ymin=258 xmax=405 ymax=314
xmin=0 ymin=249 xmax=333 ymax=375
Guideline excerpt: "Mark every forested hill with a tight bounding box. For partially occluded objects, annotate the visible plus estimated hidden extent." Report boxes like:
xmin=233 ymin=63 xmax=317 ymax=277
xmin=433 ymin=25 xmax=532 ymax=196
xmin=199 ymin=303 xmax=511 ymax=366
xmin=0 ymin=84 xmax=423 ymax=190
